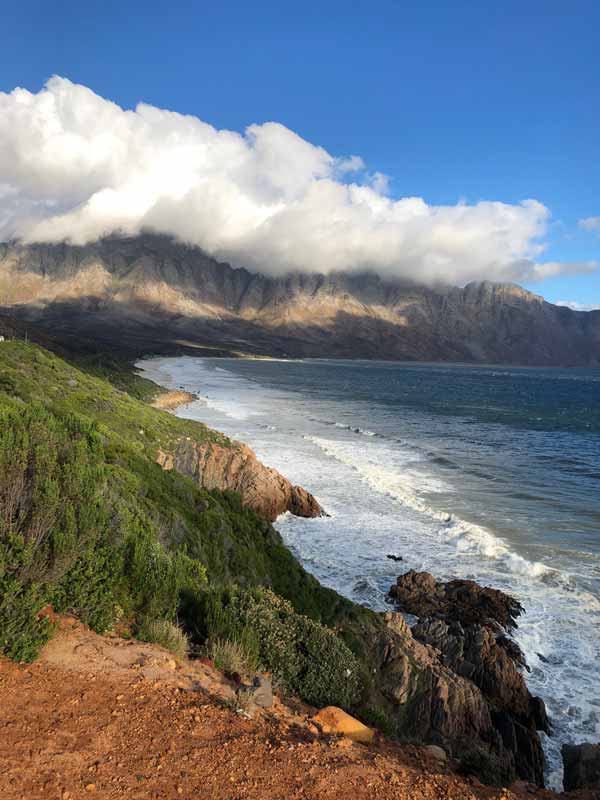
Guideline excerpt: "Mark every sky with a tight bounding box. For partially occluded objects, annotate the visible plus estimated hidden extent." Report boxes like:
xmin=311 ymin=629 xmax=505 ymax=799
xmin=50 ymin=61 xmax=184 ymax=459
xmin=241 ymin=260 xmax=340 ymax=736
xmin=1 ymin=0 xmax=599 ymax=306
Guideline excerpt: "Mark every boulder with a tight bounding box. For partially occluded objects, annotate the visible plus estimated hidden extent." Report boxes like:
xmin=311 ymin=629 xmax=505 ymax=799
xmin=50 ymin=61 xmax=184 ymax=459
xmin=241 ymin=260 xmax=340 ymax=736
xmin=387 ymin=570 xmax=549 ymax=787
xmin=389 ymin=569 xmax=524 ymax=633
xmin=312 ymin=707 xmax=375 ymax=744
xmin=249 ymin=674 xmax=273 ymax=708
xmin=562 ymin=742 xmax=600 ymax=792
xmin=423 ymin=745 xmax=448 ymax=763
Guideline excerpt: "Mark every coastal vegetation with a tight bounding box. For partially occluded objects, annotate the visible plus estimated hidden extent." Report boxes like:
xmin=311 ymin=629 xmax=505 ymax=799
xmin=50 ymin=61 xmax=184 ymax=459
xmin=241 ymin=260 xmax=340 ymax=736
xmin=0 ymin=340 xmax=372 ymax=709
xmin=0 ymin=338 xmax=554 ymax=787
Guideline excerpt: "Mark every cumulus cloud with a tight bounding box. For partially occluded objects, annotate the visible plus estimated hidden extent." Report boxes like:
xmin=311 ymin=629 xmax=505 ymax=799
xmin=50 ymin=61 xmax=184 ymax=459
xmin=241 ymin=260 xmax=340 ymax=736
xmin=0 ymin=76 xmax=598 ymax=285
xmin=579 ymin=217 xmax=600 ymax=236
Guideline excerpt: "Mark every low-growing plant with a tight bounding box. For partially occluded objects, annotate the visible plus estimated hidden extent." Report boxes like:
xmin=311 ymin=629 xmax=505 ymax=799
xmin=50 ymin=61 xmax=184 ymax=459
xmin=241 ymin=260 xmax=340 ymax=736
xmin=136 ymin=617 xmax=190 ymax=658
xmin=208 ymin=637 xmax=259 ymax=676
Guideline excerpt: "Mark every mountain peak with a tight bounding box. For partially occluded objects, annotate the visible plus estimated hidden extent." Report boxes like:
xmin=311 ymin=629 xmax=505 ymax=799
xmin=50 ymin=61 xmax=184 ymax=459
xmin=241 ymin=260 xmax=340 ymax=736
xmin=0 ymin=235 xmax=598 ymax=366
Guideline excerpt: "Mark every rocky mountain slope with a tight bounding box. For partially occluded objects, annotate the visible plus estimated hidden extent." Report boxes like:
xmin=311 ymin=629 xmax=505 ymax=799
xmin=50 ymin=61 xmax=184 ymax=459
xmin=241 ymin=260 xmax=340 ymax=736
xmin=1 ymin=234 xmax=599 ymax=365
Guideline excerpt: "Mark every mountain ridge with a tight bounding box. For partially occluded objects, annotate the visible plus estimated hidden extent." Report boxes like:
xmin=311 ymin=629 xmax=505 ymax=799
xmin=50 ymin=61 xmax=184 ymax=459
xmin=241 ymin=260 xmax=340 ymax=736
xmin=1 ymin=233 xmax=599 ymax=365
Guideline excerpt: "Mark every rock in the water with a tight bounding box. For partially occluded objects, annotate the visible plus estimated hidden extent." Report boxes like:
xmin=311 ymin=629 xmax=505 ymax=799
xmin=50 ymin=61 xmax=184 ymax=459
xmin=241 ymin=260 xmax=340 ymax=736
xmin=387 ymin=569 xmax=549 ymax=787
xmin=562 ymin=742 xmax=600 ymax=792
xmin=389 ymin=569 xmax=524 ymax=632
xmin=312 ymin=707 xmax=375 ymax=744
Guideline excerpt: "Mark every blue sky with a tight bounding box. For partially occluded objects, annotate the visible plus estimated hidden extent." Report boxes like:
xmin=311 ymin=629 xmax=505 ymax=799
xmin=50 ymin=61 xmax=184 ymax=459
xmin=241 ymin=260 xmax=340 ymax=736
xmin=1 ymin=0 xmax=599 ymax=305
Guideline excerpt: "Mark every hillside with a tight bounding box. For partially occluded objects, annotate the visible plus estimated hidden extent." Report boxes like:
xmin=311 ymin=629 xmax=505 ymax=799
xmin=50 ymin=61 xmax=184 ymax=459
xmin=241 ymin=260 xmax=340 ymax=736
xmin=0 ymin=339 xmax=562 ymax=788
xmin=3 ymin=615 xmax=582 ymax=800
xmin=1 ymin=234 xmax=599 ymax=365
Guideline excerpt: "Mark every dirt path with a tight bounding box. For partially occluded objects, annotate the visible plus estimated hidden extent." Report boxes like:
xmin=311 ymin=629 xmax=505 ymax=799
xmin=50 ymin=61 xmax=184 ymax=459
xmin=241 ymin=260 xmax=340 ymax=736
xmin=0 ymin=620 xmax=580 ymax=800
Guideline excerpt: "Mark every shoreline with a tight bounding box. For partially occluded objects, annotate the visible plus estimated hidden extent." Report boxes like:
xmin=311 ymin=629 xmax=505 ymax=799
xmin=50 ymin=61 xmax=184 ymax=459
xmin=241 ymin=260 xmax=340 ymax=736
xmin=137 ymin=362 xmax=560 ymax=788
xmin=137 ymin=354 xmax=600 ymax=791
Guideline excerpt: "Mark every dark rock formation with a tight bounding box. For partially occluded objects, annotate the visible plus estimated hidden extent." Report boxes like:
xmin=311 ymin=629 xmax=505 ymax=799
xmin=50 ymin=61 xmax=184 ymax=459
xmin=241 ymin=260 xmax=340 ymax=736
xmin=157 ymin=438 xmax=323 ymax=522
xmin=389 ymin=569 xmax=524 ymax=633
xmin=2 ymin=233 xmax=600 ymax=366
xmin=387 ymin=570 xmax=550 ymax=786
xmin=562 ymin=743 xmax=600 ymax=792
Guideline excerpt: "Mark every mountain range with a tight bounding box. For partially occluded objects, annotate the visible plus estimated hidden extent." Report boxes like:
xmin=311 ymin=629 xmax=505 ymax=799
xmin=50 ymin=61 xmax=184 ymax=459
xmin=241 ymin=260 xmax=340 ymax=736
xmin=1 ymin=233 xmax=599 ymax=365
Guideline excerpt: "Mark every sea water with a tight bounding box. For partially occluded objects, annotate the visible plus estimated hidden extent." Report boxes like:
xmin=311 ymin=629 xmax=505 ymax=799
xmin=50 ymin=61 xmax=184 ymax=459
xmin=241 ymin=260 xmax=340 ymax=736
xmin=138 ymin=356 xmax=600 ymax=788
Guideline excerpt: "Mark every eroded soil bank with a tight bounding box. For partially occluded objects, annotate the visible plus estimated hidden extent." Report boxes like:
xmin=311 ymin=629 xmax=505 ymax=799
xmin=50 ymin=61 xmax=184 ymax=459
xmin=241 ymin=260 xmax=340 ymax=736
xmin=0 ymin=619 xmax=593 ymax=800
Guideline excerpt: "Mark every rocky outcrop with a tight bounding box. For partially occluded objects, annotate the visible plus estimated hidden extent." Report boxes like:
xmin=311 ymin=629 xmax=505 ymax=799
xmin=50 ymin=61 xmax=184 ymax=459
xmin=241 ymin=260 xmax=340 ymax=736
xmin=562 ymin=743 xmax=600 ymax=792
xmin=2 ymin=233 xmax=599 ymax=365
xmin=386 ymin=571 xmax=549 ymax=786
xmin=156 ymin=438 xmax=323 ymax=522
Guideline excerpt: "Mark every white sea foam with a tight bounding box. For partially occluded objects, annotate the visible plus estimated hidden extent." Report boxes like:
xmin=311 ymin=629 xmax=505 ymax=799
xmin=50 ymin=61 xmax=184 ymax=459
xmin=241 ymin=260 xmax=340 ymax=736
xmin=137 ymin=355 xmax=600 ymax=789
xmin=306 ymin=435 xmax=559 ymax=580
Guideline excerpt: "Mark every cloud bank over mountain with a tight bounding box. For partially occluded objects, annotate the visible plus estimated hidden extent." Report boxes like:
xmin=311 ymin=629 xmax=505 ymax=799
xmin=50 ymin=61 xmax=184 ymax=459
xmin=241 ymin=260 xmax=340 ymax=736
xmin=0 ymin=77 xmax=597 ymax=285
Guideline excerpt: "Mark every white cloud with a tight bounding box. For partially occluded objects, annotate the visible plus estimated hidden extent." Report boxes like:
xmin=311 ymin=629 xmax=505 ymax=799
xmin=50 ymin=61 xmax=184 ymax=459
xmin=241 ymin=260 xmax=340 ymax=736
xmin=579 ymin=217 xmax=600 ymax=236
xmin=0 ymin=76 xmax=598 ymax=285
xmin=555 ymin=300 xmax=600 ymax=312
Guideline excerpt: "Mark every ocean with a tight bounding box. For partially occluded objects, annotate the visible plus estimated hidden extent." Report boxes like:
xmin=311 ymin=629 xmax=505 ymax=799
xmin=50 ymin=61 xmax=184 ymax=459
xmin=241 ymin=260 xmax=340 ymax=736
xmin=139 ymin=356 xmax=600 ymax=787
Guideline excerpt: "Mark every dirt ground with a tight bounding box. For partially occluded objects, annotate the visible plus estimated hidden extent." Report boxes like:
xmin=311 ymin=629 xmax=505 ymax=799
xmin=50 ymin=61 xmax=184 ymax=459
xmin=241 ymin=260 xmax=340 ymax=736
xmin=0 ymin=619 xmax=593 ymax=800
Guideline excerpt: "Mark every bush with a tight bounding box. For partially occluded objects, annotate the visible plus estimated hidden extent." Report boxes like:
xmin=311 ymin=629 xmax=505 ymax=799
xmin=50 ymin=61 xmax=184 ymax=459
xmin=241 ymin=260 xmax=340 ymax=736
xmin=0 ymin=570 xmax=53 ymax=661
xmin=0 ymin=404 xmax=109 ymax=659
xmin=0 ymin=400 xmax=208 ymax=660
xmin=136 ymin=617 xmax=190 ymax=658
xmin=195 ymin=587 xmax=361 ymax=709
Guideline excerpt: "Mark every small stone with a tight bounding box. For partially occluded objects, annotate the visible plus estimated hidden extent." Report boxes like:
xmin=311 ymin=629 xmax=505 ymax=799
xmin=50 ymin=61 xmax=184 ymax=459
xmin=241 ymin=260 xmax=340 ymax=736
xmin=84 ymin=784 xmax=96 ymax=793
xmin=423 ymin=745 xmax=447 ymax=763
xmin=249 ymin=674 xmax=273 ymax=708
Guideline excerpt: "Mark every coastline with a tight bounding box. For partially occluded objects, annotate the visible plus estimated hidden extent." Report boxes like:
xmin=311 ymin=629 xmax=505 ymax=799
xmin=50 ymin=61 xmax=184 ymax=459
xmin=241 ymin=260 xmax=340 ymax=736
xmin=137 ymin=354 xmax=564 ymax=789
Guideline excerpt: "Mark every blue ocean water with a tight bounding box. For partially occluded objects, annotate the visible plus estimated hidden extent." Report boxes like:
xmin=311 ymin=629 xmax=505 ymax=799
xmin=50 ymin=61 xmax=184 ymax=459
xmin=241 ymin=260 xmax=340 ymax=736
xmin=139 ymin=357 xmax=600 ymax=788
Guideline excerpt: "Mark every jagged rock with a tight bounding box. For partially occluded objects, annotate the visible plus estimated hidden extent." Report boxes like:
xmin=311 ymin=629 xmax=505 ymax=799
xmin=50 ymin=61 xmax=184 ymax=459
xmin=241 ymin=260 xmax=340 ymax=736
xmin=386 ymin=570 xmax=548 ymax=786
xmin=360 ymin=612 xmax=517 ymax=784
xmin=562 ymin=743 xmax=600 ymax=792
xmin=156 ymin=439 xmax=323 ymax=522
xmin=312 ymin=707 xmax=375 ymax=744
xmin=389 ymin=570 xmax=524 ymax=632
xmin=2 ymin=233 xmax=600 ymax=366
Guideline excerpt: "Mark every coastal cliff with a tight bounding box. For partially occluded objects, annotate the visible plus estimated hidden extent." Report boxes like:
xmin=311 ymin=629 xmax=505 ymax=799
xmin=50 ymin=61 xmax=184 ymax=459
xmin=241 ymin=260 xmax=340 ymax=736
xmin=0 ymin=338 xmax=579 ymax=793
xmin=156 ymin=438 xmax=323 ymax=522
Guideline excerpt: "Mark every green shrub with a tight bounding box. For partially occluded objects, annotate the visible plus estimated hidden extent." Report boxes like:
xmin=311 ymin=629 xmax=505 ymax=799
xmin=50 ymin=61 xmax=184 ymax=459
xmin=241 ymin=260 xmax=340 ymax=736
xmin=136 ymin=617 xmax=190 ymax=658
xmin=122 ymin=528 xmax=207 ymax=621
xmin=0 ymin=571 xmax=53 ymax=662
xmin=195 ymin=586 xmax=361 ymax=709
xmin=49 ymin=536 xmax=122 ymax=633
xmin=0 ymin=404 xmax=109 ymax=659
xmin=0 ymin=398 xmax=208 ymax=659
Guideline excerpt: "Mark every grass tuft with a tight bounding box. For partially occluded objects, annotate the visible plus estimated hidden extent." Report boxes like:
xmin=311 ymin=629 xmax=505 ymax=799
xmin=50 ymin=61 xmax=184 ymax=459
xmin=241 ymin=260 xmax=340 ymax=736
xmin=208 ymin=637 xmax=259 ymax=677
xmin=137 ymin=618 xmax=190 ymax=658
